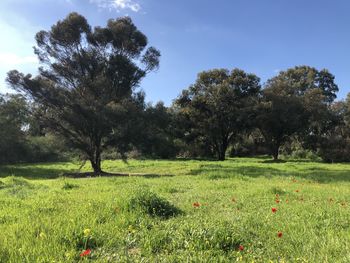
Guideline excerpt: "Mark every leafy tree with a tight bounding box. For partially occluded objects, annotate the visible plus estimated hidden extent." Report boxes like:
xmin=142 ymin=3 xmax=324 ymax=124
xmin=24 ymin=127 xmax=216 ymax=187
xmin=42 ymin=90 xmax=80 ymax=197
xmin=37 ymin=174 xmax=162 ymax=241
xmin=317 ymin=95 xmax=350 ymax=162
xmin=257 ymin=87 xmax=308 ymax=160
xmin=174 ymin=68 xmax=261 ymax=160
xmin=7 ymin=13 xmax=160 ymax=174
xmin=0 ymin=94 xmax=29 ymax=163
xmin=138 ymin=102 xmax=177 ymax=158
xmin=257 ymin=66 xmax=338 ymax=160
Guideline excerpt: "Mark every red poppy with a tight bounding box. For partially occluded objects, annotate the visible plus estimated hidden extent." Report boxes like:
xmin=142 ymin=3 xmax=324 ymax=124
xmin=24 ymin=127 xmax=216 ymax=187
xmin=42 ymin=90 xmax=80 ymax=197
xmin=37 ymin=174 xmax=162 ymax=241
xmin=275 ymin=194 xmax=279 ymax=198
xmin=80 ymin=249 xmax=91 ymax=257
xmin=285 ymin=199 xmax=289 ymax=203
xmin=193 ymin=202 xmax=201 ymax=208
xmin=295 ymin=190 xmax=300 ymax=193
xmin=275 ymin=199 xmax=280 ymax=204
xmin=239 ymin=245 xmax=244 ymax=251
xmin=271 ymin=207 xmax=277 ymax=213
xmin=277 ymin=232 xmax=283 ymax=238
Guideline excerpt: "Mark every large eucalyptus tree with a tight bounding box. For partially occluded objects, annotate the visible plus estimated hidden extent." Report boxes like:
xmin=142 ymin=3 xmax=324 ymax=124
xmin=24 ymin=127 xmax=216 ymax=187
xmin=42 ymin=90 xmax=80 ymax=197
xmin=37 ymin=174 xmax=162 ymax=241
xmin=7 ymin=13 xmax=160 ymax=174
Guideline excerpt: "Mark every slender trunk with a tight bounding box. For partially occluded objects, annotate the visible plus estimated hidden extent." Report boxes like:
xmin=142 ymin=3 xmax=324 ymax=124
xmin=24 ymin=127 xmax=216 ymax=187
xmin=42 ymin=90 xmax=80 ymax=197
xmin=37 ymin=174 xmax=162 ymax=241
xmin=217 ymin=140 xmax=228 ymax=161
xmin=271 ymin=142 xmax=280 ymax=160
xmin=89 ymin=147 xmax=102 ymax=175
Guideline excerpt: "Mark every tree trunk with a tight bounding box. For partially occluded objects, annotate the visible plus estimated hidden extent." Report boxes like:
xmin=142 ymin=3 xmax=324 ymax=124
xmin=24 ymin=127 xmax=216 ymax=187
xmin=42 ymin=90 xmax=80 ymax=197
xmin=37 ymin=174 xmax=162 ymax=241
xmin=89 ymin=147 xmax=102 ymax=175
xmin=217 ymin=140 xmax=228 ymax=161
xmin=271 ymin=143 xmax=280 ymax=160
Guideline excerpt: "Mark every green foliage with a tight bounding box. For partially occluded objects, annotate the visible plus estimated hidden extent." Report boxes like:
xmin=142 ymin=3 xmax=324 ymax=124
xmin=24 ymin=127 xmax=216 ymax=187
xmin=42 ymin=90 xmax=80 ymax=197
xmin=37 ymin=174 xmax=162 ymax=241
xmin=128 ymin=189 xmax=182 ymax=218
xmin=257 ymin=66 xmax=338 ymax=160
xmin=174 ymin=68 xmax=261 ymax=160
xmin=315 ymin=97 xmax=350 ymax=162
xmin=25 ymin=135 xmax=71 ymax=162
xmin=0 ymin=94 xmax=28 ymax=164
xmin=7 ymin=12 xmax=160 ymax=174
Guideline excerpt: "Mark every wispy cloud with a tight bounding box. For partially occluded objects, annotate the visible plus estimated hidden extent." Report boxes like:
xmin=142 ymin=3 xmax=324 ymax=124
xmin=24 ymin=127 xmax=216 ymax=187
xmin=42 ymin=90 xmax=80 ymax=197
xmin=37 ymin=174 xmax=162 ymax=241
xmin=0 ymin=14 xmax=39 ymax=93
xmin=0 ymin=53 xmax=37 ymax=67
xmin=90 ymin=0 xmax=141 ymax=12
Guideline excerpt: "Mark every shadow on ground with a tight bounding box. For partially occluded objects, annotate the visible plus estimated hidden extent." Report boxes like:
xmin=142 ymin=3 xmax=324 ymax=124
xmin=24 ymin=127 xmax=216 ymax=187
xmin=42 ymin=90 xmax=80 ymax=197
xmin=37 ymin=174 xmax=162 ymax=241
xmin=0 ymin=164 xmax=174 ymax=180
xmin=1 ymin=159 xmax=350 ymax=183
xmin=188 ymin=164 xmax=350 ymax=183
xmin=0 ymin=165 xmax=67 ymax=179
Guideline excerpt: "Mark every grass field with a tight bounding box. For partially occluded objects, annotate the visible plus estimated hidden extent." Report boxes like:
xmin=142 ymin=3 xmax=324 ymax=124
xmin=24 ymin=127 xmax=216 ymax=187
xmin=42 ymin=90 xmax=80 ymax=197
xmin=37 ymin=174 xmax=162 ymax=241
xmin=0 ymin=157 xmax=349 ymax=262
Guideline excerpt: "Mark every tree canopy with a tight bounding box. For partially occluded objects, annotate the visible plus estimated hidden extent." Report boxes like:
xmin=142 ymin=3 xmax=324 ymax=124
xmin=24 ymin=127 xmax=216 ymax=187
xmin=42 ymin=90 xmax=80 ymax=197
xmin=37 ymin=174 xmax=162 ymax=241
xmin=7 ymin=12 xmax=160 ymax=174
xmin=174 ymin=68 xmax=261 ymax=160
xmin=257 ymin=66 xmax=338 ymax=160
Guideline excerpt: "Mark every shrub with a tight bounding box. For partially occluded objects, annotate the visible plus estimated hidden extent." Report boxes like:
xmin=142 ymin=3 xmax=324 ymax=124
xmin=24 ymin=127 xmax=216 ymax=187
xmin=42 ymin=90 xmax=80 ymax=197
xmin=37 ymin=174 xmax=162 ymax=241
xmin=128 ymin=190 xmax=182 ymax=219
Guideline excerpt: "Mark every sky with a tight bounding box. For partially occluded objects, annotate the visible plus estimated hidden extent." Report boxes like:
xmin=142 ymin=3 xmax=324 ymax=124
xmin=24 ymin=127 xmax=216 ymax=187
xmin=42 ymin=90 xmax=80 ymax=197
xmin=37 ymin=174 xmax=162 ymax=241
xmin=0 ymin=0 xmax=349 ymax=105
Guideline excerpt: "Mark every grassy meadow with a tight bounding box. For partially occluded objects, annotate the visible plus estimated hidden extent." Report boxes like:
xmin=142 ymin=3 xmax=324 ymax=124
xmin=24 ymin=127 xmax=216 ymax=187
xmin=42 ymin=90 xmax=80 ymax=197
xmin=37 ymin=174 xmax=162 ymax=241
xmin=0 ymin=157 xmax=349 ymax=262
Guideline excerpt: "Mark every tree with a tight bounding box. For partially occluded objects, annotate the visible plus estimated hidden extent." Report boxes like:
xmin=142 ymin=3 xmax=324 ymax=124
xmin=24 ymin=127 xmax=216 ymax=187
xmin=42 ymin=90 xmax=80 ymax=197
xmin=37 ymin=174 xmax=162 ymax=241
xmin=174 ymin=68 xmax=261 ymax=160
xmin=0 ymin=94 xmax=29 ymax=163
xmin=7 ymin=13 xmax=160 ymax=174
xmin=317 ymin=95 xmax=350 ymax=162
xmin=257 ymin=66 xmax=338 ymax=160
xmin=137 ymin=102 xmax=178 ymax=158
xmin=257 ymin=87 xmax=308 ymax=160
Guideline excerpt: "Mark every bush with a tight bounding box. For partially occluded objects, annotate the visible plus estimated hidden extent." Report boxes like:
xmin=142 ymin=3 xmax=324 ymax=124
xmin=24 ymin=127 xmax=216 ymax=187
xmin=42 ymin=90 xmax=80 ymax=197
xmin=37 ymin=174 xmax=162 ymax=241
xmin=25 ymin=135 xmax=71 ymax=162
xmin=128 ymin=190 xmax=182 ymax=219
xmin=317 ymin=136 xmax=350 ymax=163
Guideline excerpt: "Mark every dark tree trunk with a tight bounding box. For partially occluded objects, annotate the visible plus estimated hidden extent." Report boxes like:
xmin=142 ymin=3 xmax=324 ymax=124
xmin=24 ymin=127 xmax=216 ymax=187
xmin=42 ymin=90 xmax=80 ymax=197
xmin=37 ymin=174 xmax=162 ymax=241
xmin=217 ymin=140 xmax=228 ymax=161
xmin=271 ymin=142 xmax=280 ymax=160
xmin=218 ymin=151 xmax=226 ymax=161
xmin=89 ymin=147 xmax=102 ymax=175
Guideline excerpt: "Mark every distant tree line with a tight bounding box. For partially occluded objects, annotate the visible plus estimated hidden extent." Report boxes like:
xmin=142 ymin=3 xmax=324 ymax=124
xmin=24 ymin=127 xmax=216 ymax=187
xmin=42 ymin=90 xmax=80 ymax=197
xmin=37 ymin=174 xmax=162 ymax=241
xmin=2 ymin=13 xmax=350 ymax=173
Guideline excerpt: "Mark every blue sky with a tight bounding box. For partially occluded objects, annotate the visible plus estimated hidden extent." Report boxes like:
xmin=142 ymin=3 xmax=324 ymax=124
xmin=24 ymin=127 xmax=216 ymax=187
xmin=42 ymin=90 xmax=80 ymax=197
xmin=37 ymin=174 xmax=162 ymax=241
xmin=0 ymin=0 xmax=349 ymax=105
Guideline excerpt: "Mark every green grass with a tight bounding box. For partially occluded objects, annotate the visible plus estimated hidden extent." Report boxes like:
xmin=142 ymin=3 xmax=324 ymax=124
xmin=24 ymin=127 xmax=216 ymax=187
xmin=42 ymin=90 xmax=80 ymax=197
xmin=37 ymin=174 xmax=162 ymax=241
xmin=0 ymin=157 xmax=349 ymax=262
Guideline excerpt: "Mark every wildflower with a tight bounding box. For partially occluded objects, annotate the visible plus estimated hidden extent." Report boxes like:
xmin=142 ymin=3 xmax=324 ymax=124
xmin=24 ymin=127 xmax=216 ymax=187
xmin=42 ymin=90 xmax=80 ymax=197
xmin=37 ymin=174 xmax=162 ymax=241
xmin=295 ymin=190 xmax=300 ymax=193
xmin=275 ymin=194 xmax=279 ymax=198
xmin=80 ymin=249 xmax=91 ymax=257
xmin=329 ymin=198 xmax=334 ymax=202
xmin=275 ymin=199 xmax=280 ymax=204
xmin=285 ymin=199 xmax=289 ymax=203
xmin=239 ymin=245 xmax=244 ymax=251
xmin=232 ymin=198 xmax=236 ymax=203
xmin=83 ymin=229 xmax=91 ymax=237
xmin=277 ymin=231 xmax=283 ymax=238
xmin=271 ymin=207 xmax=277 ymax=213
xmin=193 ymin=202 xmax=201 ymax=208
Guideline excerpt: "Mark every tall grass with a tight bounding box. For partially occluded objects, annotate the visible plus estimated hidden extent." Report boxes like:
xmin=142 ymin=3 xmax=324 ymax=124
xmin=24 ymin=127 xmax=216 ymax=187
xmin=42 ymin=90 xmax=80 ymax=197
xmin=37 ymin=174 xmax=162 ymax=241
xmin=0 ymin=158 xmax=349 ymax=262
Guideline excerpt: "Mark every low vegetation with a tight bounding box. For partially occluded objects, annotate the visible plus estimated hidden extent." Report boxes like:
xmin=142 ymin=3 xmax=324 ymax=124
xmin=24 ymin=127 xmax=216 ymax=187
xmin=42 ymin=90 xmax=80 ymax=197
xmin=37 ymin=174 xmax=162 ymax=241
xmin=0 ymin=158 xmax=349 ymax=262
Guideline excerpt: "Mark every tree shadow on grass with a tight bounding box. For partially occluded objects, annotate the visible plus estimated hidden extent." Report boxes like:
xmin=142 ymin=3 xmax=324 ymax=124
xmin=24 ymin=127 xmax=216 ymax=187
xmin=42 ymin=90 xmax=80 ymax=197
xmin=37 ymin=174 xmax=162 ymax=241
xmin=187 ymin=165 xmax=350 ymax=183
xmin=0 ymin=164 xmax=174 ymax=180
xmin=1 ymin=160 xmax=350 ymax=183
xmin=0 ymin=165 xmax=69 ymax=179
xmin=64 ymin=171 xmax=174 ymax=179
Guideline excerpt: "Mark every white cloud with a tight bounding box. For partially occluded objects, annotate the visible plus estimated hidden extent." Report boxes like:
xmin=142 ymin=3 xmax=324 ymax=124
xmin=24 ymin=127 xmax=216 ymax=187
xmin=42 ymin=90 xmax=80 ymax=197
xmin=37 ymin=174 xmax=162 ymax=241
xmin=90 ymin=0 xmax=141 ymax=12
xmin=0 ymin=53 xmax=38 ymax=67
xmin=0 ymin=15 xmax=39 ymax=94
